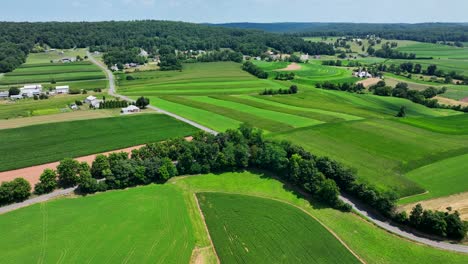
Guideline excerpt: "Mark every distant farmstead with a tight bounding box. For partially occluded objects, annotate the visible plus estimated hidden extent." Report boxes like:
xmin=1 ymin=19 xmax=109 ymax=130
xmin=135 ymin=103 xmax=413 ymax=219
xmin=21 ymin=84 xmax=42 ymax=98
xmin=354 ymin=70 xmax=373 ymax=78
xmin=121 ymin=105 xmax=140 ymax=114
xmin=55 ymin=85 xmax=69 ymax=94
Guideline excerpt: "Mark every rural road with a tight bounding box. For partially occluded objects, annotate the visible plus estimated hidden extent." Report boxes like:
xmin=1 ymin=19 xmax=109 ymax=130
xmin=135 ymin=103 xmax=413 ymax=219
xmin=86 ymin=52 xmax=468 ymax=253
xmin=340 ymin=195 xmax=468 ymax=253
xmin=87 ymin=52 xmax=218 ymax=135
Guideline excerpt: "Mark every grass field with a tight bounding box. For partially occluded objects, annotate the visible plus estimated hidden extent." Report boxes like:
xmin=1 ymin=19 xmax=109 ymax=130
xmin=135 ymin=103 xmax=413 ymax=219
xmin=395 ymin=42 xmax=468 ymax=59
xmin=172 ymin=172 xmax=468 ymax=264
xmin=0 ymin=114 xmax=198 ymax=171
xmin=0 ymin=184 xmax=196 ymax=263
xmin=399 ymin=153 xmax=468 ymax=204
xmin=118 ymin=61 xmax=467 ymax=199
xmin=197 ymin=192 xmax=360 ymax=264
xmin=0 ymin=94 xmax=90 ymax=119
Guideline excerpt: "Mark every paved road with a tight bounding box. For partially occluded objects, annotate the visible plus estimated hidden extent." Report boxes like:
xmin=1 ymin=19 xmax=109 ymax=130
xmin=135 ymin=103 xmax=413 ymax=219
xmin=0 ymin=187 xmax=76 ymax=215
xmin=340 ymin=195 xmax=468 ymax=253
xmin=88 ymin=52 xmax=468 ymax=253
xmin=87 ymin=52 xmax=218 ymax=135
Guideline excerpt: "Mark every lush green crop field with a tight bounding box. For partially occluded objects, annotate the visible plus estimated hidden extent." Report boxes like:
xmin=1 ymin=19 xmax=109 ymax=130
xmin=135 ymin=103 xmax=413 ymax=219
xmin=0 ymin=114 xmax=198 ymax=171
xmin=0 ymin=184 xmax=195 ymax=263
xmin=198 ymin=192 xmax=360 ymax=264
xmin=398 ymin=114 xmax=468 ymax=134
xmin=396 ymin=42 xmax=468 ymax=59
xmin=400 ymin=153 xmax=468 ymax=204
xmin=25 ymin=49 xmax=88 ymax=64
xmin=172 ymin=172 xmax=468 ymax=264
xmin=271 ymin=119 xmax=468 ymax=197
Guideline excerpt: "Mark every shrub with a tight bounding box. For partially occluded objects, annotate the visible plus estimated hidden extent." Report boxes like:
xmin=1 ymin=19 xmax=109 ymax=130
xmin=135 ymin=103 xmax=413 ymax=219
xmin=34 ymin=169 xmax=58 ymax=195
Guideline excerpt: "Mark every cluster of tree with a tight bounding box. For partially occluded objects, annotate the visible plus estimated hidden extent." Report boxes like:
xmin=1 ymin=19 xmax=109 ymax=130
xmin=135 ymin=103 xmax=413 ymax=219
xmin=322 ymin=60 xmax=343 ymax=66
xmin=242 ymin=61 xmax=268 ymax=79
xmin=375 ymin=63 xmax=468 ymax=85
xmin=0 ymin=21 xmax=336 ymax=73
xmin=0 ymin=178 xmax=31 ymax=206
xmin=374 ymin=43 xmax=416 ymax=59
xmin=316 ymin=82 xmax=365 ymax=93
xmin=260 ymin=85 xmax=298 ymax=95
xmin=393 ymin=204 xmax=467 ymax=240
xmin=290 ymin=23 xmax=468 ymax=43
xmin=136 ymin=96 xmax=150 ymax=109
xmin=103 ymin=48 xmax=147 ymax=68
xmin=99 ymin=100 xmax=128 ymax=109
xmin=274 ymin=72 xmax=295 ymax=81
xmin=159 ymin=54 xmax=182 ymax=71
xmin=196 ymin=50 xmax=243 ymax=63
xmin=369 ymin=81 xmax=449 ymax=109
xmin=33 ymin=94 xmax=49 ymax=100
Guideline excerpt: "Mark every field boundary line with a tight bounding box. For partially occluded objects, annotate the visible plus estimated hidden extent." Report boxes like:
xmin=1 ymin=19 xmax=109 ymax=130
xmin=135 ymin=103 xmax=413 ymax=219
xmin=192 ymin=193 xmax=221 ymax=264
xmin=196 ymin=191 xmax=366 ymax=264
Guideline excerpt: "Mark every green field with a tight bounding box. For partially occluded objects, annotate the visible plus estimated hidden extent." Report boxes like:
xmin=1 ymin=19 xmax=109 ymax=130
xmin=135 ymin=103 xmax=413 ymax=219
xmin=173 ymin=172 xmax=468 ymax=264
xmin=0 ymin=184 xmax=196 ymax=263
xmin=2 ymin=171 xmax=467 ymax=264
xmin=395 ymin=42 xmax=468 ymax=59
xmin=118 ymin=61 xmax=468 ymax=199
xmin=400 ymin=153 xmax=468 ymax=204
xmin=198 ymin=192 xmax=360 ymax=264
xmin=0 ymin=114 xmax=198 ymax=171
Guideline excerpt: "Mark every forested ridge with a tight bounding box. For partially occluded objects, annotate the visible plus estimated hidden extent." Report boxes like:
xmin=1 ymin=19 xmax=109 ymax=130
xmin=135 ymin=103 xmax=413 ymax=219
xmin=0 ymin=20 xmax=334 ymax=73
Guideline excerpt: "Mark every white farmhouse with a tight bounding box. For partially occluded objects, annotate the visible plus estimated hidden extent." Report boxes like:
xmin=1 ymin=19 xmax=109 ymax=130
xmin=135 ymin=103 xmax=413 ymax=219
xmin=300 ymin=53 xmax=309 ymax=62
xmin=20 ymin=84 xmax=42 ymax=97
xmin=55 ymin=85 xmax=69 ymax=94
xmin=84 ymin=95 xmax=97 ymax=104
xmin=354 ymin=71 xmax=373 ymax=78
xmin=121 ymin=105 xmax=140 ymax=114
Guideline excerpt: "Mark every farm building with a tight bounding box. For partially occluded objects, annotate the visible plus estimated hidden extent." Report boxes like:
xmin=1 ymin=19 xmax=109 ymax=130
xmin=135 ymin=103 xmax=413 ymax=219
xmin=61 ymin=57 xmax=76 ymax=63
xmin=354 ymin=71 xmax=373 ymax=78
xmin=139 ymin=49 xmax=149 ymax=57
xmin=90 ymin=99 xmax=102 ymax=108
xmin=300 ymin=54 xmax=309 ymax=62
xmin=85 ymin=95 xmax=97 ymax=104
xmin=10 ymin=94 xmax=23 ymax=100
xmin=55 ymin=85 xmax=69 ymax=94
xmin=0 ymin=91 xmax=9 ymax=98
xmin=121 ymin=105 xmax=140 ymax=114
xmin=20 ymin=84 xmax=42 ymax=98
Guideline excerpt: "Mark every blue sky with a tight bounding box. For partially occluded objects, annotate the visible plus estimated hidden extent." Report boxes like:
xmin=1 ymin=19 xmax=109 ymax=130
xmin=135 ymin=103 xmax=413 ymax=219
xmin=1 ymin=0 xmax=467 ymax=23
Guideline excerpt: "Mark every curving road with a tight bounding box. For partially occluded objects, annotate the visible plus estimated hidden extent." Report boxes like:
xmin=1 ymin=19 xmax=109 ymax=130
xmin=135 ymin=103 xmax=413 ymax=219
xmin=87 ymin=52 xmax=218 ymax=135
xmin=88 ymin=52 xmax=468 ymax=254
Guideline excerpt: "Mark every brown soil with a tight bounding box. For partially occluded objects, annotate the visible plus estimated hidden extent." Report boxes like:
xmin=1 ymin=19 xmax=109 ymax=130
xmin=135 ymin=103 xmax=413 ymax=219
xmin=357 ymin=78 xmax=381 ymax=87
xmin=434 ymin=96 xmax=468 ymax=107
xmin=460 ymin=97 xmax=468 ymax=103
xmin=276 ymin=63 xmax=301 ymax=71
xmin=399 ymin=192 xmax=468 ymax=221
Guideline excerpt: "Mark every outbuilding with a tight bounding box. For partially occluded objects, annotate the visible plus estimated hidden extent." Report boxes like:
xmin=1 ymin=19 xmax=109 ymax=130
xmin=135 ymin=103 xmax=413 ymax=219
xmin=85 ymin=95 xmax=97 ymax=104
xmin=121 ymin=105 xmax=141 ymax=114
xmin=55 ymin=85 xmax=70 ymax=94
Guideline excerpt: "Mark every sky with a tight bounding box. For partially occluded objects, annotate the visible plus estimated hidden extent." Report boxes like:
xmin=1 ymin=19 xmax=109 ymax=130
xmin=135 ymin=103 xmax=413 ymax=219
xmin=1 ymin=0 xmax=467 ymax=23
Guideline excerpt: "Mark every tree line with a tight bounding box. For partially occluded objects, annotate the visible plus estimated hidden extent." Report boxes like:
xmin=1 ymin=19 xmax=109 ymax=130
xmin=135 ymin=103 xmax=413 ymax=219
xmin=242 ymin=61 xmax=268 ymax=79
xmin=260 ymin=85 xmax=298 ymax=95
xmin=316 ymin=82 xmax=365 ymax=93
xmin=0 ymin=21 xmax=335 ymax=73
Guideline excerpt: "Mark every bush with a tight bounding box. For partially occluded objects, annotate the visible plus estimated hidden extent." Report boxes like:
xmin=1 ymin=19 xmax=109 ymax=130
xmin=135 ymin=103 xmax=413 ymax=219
xmin=34 ymin=169 xmax=58 ymax=195
xmin=69 ymin=88 xmax=81 ymax=94
xmin=136 ymin=96 xmax=150 ymax=109
xmin=0 ymin=178 xmax=31 ymax=205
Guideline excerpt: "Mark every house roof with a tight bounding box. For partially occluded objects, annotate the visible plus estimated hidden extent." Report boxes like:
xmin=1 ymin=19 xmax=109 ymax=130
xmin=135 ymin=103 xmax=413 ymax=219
xmin=86 ymin=95 xmax=97 ymax=101
xmin=23 ymin=84 xmax=42 ymax=89
xmin=56 ymin=85 xmax=69 ymax=89
xmin=123 ymin=105 xmax=140 ymax=111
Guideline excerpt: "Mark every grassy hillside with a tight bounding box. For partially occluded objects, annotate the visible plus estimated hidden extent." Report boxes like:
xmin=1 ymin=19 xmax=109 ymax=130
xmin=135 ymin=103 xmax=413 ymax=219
xmin=0 ymin=184 xmax=195 ymax=263
xmin=0 ymin=114 xmax=198 ymax=171
xmin=197 ymin=192 xmax=360 ymax=264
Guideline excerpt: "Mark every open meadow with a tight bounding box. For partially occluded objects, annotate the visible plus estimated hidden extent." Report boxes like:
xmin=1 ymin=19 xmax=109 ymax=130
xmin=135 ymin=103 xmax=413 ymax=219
xmin=0 ymin=114 xmax=198 ymax=171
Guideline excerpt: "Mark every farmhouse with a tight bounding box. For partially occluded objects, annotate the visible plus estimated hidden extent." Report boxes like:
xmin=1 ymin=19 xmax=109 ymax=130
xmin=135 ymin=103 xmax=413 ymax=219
xmin=354 ymin=70 xmax=373 ymax=78
xmin=121 ymin=105 xmax=140 ymax=114
xmin=55 ymin=85 xmax=69 ymax=94
xmin=61 ymin=57 xmax=76 ymax=63
xmin=139 ymin=49 xmax=149 ymax=57
xmin=0 ymin=91 xmax=9 ymax=98
xmin=20 ymin=84 xmax=42 ymax=98
xmin=90 ymin=99 xmax=102 ymax=108
xmin=300 ymin=53 xmax=309 ymax=62
xmin=84 ymin=95 xmax=97 ymax=104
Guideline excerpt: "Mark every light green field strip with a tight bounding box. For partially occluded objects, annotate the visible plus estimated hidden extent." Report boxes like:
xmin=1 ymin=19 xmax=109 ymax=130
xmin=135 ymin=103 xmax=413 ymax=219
xmin=0 ymin=184 xmax=195 ymax=263
xmin=122 ymin=87 xmax=265 ymax=96
xmin=190 ymin=96 xmax=324 ymax=128
xmin=399 ymin=153 xmax=468 ymax=204
xmin=238 ymin=95 xmax=363 ymax=121
xmin=0 ymin=72 xmax=105 ymax=85
xmin=148 ymin=97 xmax=241 ymax=132
xmin=159 ymin=96 xmax=288 ymax=133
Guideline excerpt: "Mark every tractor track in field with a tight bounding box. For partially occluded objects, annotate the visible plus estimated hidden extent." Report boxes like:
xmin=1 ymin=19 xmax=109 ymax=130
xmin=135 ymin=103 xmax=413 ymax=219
xmin=87 ymin=52 xmax=218 ymax=135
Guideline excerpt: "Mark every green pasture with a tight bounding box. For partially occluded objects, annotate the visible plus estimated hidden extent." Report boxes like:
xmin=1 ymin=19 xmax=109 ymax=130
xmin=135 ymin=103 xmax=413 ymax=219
xmin=25 ymin=49 xmax=88 ymax=64
xmin=198 ymin=192 xmax=359 ymax=264
xmin=0 ymin=184 xmax=195 ymax=263
xmin=173 ymin=172 xmax=468 ymax=264
xmin=398 ymin=114 xmax=468 ymax=134
xmin=0 ymin=95 xmax=89 ymax=119
xmin=0 ymin=114 xmax=198 ymax=171
xmin=271 ymin=119 xmax=468 ymax=197
xmin=396 ymin=42 xmax=468 ymax=59
xmin=400 ymin=153 xmax=468 ymax=204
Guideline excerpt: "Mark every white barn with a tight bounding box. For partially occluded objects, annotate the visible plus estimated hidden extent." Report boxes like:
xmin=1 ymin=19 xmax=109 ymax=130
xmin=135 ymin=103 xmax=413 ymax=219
xmin=121 ymin=105 xmax=140 ymax=114
xmin=20 ymin=84 xmax=42 ymax=97
xmin=55 ymin=85 xmax=70 ymax=94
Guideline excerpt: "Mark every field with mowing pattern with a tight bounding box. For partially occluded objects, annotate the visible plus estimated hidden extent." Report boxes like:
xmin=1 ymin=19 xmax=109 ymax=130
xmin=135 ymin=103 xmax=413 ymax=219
xmin=197 ymin=192 xmax=360 ymax=264
xmin=118 ymin=61 xmax=468 ymax=199
xmin=0 ymin=184 xmax=196 ymax=263
xmin=0 ymin=114 xmax=198 ymax=171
